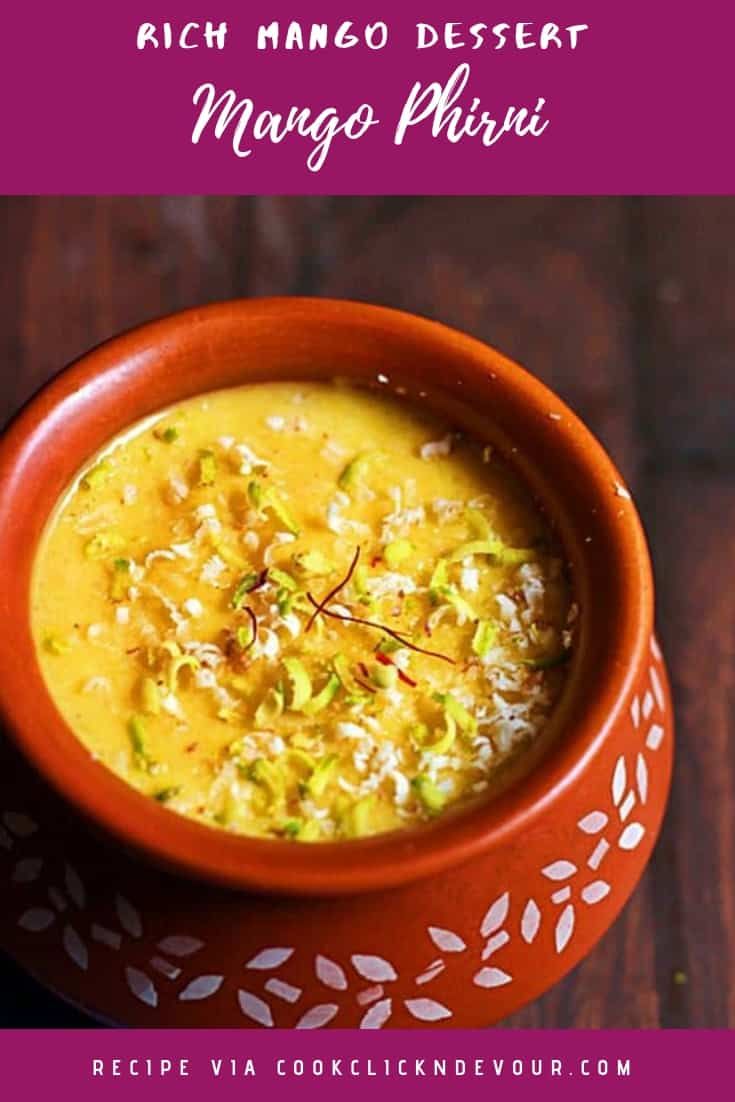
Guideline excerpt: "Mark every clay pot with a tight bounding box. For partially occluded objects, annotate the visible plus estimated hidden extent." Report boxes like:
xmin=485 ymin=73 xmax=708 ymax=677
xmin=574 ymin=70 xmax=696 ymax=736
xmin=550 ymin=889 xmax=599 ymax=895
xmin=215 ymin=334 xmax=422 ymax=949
xmin=0 ymin=299 xmax=672 ymax=1026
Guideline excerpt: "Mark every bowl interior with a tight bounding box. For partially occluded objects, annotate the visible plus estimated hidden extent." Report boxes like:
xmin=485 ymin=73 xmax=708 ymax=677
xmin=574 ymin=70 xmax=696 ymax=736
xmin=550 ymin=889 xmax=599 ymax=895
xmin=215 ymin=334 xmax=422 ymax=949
xmin=0 ymin=299 xmax=653 ymax=895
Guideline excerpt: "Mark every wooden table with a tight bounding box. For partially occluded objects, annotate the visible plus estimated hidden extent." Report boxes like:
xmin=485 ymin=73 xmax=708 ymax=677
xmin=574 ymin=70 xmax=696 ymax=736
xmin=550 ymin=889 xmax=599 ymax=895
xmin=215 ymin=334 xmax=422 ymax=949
xmin=1 ymin=197 xmax=732 ymax=1028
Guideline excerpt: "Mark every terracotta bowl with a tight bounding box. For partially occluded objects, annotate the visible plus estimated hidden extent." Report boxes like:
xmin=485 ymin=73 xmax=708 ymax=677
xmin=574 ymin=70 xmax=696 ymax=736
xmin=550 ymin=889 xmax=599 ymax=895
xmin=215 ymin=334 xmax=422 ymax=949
xmin=0 ymin=299 xmax=672 ymax=1027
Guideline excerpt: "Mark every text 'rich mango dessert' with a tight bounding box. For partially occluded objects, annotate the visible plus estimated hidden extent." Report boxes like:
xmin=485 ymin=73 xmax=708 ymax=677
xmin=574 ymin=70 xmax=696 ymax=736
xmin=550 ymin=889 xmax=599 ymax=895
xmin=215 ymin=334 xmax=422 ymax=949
xmin=32 ymin=382 xmax=576 ymax=841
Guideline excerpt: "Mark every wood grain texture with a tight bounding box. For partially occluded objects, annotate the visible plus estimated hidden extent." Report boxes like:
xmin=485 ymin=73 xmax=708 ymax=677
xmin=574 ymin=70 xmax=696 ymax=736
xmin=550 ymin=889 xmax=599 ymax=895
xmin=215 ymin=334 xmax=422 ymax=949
xmin=0 ymin=196 xmax=731 ymax=1028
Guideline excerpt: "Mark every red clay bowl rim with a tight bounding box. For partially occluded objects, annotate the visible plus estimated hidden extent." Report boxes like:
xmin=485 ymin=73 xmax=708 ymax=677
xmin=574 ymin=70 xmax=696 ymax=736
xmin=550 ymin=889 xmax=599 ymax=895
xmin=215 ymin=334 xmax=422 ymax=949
xmin=0 ymin=298 xmax=654 ymax=896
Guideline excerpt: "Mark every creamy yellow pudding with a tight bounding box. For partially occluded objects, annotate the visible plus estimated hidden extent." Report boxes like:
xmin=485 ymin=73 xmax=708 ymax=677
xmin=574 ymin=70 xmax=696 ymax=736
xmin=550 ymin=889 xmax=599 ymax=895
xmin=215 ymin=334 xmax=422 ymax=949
xmin=32 ymin=382 xmax=575 ymax=841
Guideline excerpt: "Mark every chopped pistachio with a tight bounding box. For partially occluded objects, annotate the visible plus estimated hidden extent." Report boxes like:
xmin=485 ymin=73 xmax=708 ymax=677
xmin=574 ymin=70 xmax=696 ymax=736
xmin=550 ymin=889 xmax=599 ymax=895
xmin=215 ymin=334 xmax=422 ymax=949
xmin=448 ymin=538 xmax=536 ymax=566
xmin=352 ymin=563 xmax=372 ymax=604
xmin=423 ymin=713 xmax=457 ymax=755
xmin=472 ymin=619 xmax=498 ymax=658
xmin=343 ymin=794 xmax=377 ymax=837
xmin=247 ymin=479 xmax=264 ymax=509
xmin=217 ymin=707 xmax=239 ymax=723
xmin=80 ymin=459 xmax=112 ymax=491
xmin=303 ymin=672 xmax=341 ymax=715
xmin=332 ymin=653 xmax=367 ymax=699
xmin=286 ymin=748 xmax=317 ymax=773
xmin=434 ymin=691 xmax=477 ymax=735
xmin=168 ymin=654 xmax=200 ymax=693
xmin=155 ymin=425 xmax=179 ymax=444
xmin=412 ymin=774 xmax=447 ymax=814
xmin=371 ymin=664 xmax=398 ymax=690
xmin=299 ymin=819 xmax=322 ymax=841
xmin=276 ymin=588 xmax=294 ymax=616
xmin=140 ymin=676 xmax=161 ymax=716
xmin=235 ymin=623 xmax=256 ymax=650
xmin=268 ymin=566 xmax=298 ymax=591
xmin=442 ymin=587 xmax=476 ymax=623
xmin=198 ymin=449 xmax=217 ymax=485
xmin=428 ymin=559 xmax=449 ymax=603
xmin=254 ymin=684 xmax=285 ymax=726
xmin=211 ymin=539 xmax=244 ymax=569
xmin=153 ymin=786 xmax=180 ymax=803
xmin=128 ymin=714 xmax=153 ymax=771
xmin=43 ymin=634 xmax=71 ymax=656
xmin=384 ymin=538 xmax=414 ymax=569
xmin=496 ymin=545 xmax=538 ymax=565
xmin=110 ymin=558 xmax=132 ymax=600
xmin=247 ymin=758 xmax=285 ymax=805
xmin=84 ymin=529 xmax=126 ymax=559
xmin=306 ymin=753 xmax=338 ymax=798
xmin=408 ymin=722 xmax=430 ymax=746
xmin=295 ymin=549 xmax=334 ymax=576
xmin=338 ymin=450 xmax=379 ymax=494
xmin=264 ymin=489 xmax=300 ymax=535
xmin=283 ymin=656 xmax=312 ymax=710
xmin=230 ymin=571 xmax=260 ymax=610
xmin=523 ymin=651 xmax=570 ymax=671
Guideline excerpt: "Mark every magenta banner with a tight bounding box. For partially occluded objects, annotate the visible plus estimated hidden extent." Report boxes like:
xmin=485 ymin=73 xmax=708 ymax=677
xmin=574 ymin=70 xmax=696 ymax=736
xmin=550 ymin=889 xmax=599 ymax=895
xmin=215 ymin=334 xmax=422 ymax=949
xmin=1 ymin=1029 xmax=731 ymax=1098
xmin=2 ymin=1 xmax=734 ymax=194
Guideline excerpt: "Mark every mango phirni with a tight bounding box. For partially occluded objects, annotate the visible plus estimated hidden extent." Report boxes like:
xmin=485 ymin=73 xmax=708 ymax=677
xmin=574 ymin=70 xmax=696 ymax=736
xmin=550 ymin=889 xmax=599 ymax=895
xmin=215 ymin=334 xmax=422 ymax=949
xmin=32 ymin=382 xmax=576 ymax=841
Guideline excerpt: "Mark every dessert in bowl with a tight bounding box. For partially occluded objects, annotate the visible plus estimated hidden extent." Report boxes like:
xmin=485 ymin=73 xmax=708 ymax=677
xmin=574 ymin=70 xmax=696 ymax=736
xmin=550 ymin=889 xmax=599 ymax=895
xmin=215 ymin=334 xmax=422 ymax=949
xmin=32 ymin=381 xmax=573 ymax=844
xmin=0 ymin=299 xmax=672 ymax=1026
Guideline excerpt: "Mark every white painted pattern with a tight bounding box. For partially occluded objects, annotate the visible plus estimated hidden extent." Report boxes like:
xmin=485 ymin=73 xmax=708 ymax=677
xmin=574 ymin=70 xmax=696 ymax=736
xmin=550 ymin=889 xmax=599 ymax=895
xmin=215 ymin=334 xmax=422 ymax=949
xmin=612 ymin=757 xmax=627 ymax=806
xmin=587 ymin=838 xmax=610 ymax=870
xmin=416 ymin=961 xmax=445 ymax=984
xmin=521 ymin=900 xmax=541 ymax=944
xmin=581 ymin=881 xmax=611 ymax=905
xmin=295 ymin=1003 xmax=339 ymax=1029
xmin=551 ymin=886 xmax=572 ymax=904
xmin=246 ymin=947 xmax=294 ymax=970
xmin=126 ymin=966 xmax=158 ymax=1008
xmin=642 ymin=690 xmax=654 ymax=719
xmin=428 ymin=926 xmax=466 ymax=953
xmin=150 ymin=956 xmax=181 ymax=980
xmin=554 ymin=905 xmax=575 ymax=953
xmin=115 ymin=895 xmax=142 ymax=938
xmin=480 ymin=892 xmax=509 ymax=936
xmin=315 ymin=954 xmax=348 ymax=990
xmin=265 ymin=978 xmax=302 ymax=1003
xmin=351 ymin=955 xmax=397 ymax=982
xmin=179 ymin=975 xmax=224 ymax=1001
xmin=356 ymin=984 xmax=384 ymax=1006
xmin=62 ymin=924 xmax=88 ymax=970
xmin=158 ymin=935 xmax=204 ymax=957
xmin=12 ymin=858 xmax=43 ymax=884
xmin=360 ymin=998 xmax=392 ymax=1029
xmin=18 ymin=907 xmax=55 ymax=932
xmin=473 ymin=966 xmax=512 ymax=989
xmin=64 ymin=864 xmax=86 ymax=909
xmin=646 ymin=723 xmax=665 ymax=751
xmin=578 ymin=811 xmax=608 ymax=834
xmin=482 ymin=930 xmax=510 ymax=959
xmin=405 ymin=998 xmax=452 ymax=1021
xmin=238 ymin=990 xmax=273 ymax=1027
xmin=542 ymin=860 xmax=577 ymax=881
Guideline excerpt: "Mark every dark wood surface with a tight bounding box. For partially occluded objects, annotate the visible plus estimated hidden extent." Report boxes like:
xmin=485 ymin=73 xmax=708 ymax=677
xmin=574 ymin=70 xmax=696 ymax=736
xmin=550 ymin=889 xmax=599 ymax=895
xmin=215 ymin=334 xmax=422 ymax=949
xmin=1 ymin=197 xmax=732 ymax=1029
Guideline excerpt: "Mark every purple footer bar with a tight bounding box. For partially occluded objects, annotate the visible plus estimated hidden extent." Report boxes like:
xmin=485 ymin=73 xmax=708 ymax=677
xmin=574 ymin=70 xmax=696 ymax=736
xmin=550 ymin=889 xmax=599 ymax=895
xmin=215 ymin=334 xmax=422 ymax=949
xmin=2 ymin=1029 xmax=728 ymax=1099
